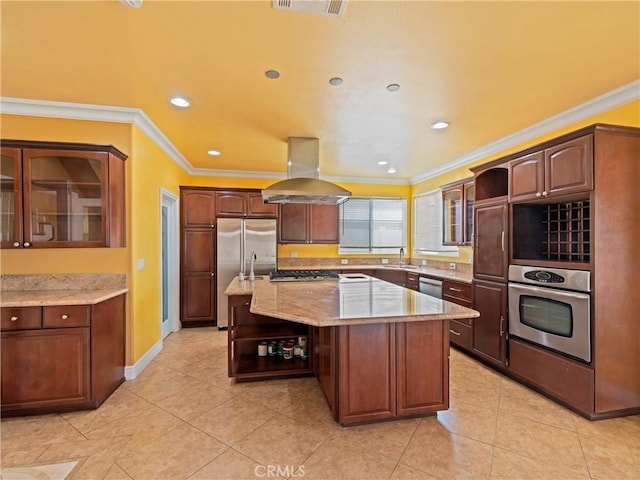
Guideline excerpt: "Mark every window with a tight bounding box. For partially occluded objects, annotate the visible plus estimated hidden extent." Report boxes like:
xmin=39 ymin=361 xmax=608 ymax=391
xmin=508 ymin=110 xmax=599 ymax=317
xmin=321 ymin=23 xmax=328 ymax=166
xmin=339 ymin=197 xmax=407 ymax=254
xmin=413 ymin=190 xmax=459 ymax=256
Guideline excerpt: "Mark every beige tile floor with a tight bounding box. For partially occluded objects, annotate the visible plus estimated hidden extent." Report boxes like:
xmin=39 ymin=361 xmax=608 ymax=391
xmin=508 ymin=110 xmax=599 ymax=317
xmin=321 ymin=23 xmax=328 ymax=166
xmin=2 ymin=328 xmax=639 ymax=480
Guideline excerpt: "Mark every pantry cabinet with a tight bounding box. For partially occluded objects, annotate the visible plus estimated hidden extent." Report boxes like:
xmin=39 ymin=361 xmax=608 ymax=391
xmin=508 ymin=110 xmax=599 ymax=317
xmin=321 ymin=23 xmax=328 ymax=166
xmin=0 ymin=140 xmax=126 ymax=249
xmin=181 ymin=188 xmax=217 ymax=327
xmin=278 ymin=204 xmax=338 ymax=244
xmin=0 ymin=294 xmax=126 ymax=416
xmin=509 ymin=134 xmax=593 ymax=202
xmin=472 ymin=280 xmax=507 ymax=366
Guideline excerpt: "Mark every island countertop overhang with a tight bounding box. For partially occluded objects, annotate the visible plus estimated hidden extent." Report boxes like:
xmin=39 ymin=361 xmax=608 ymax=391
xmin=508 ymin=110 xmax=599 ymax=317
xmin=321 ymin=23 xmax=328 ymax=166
xmin=227 ymin=275 xmax=479 ymax=327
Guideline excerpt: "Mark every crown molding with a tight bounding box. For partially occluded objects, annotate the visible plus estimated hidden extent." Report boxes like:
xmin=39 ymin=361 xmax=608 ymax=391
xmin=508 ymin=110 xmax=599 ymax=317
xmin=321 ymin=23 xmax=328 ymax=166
xmin=3 ymin=80 xmax=637 ymax=187
xmin=410 ymin=79 xmax=640 ymax=185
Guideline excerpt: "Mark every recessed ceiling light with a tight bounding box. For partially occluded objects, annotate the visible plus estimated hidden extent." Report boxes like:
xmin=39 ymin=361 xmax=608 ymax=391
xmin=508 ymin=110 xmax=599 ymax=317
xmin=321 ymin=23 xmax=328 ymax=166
xmin=377 ymin=160 xmax=388 ymax=166
xmin=207 ymin=150 xmax=221 ymax=156
xmin=120 ymin=0 xmax=142 ymax=8
xmin=170 ymin=96 xmax=190 ymax=108
xmin=431 ymin=121 xmax=449 ymax=130
xmin=387 ymin=167 xmax=397 ymax=174
xmin=329 ymin=77 xmax=343 ymax=86
xmin=265 ymin=70 xmax=280 ymax=79
xmin=386 ymin=83 xmax=400 ymax=92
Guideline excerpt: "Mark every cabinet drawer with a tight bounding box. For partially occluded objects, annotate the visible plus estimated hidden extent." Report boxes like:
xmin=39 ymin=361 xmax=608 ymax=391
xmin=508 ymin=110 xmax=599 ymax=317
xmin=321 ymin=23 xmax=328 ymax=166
xmin=1 ymin=307 xmax=42 ymax=331
xmin=406 ymin=273 xmax=420 ymax=291
xmin=442 ymin=280 xmax=472 ymax=303
xmin=43 ymin=305 xmax=89 ymax=328
xmin=449 ymin=319 xmax=472 ymax=349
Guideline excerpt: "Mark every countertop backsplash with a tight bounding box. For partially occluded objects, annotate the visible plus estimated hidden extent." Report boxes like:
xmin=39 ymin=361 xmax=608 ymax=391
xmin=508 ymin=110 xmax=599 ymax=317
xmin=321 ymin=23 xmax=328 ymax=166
xmin=0 ymin=273 xmax=127 ymax=292
xmin=277 ymin=257 xmax=472 ymax=274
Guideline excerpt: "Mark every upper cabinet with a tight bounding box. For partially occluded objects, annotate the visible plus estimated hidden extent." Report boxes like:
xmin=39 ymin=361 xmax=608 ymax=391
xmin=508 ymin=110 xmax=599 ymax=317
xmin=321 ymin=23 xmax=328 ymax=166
xmin=279 ymin=204 xmax=338 ymax=244
xmin=215 ymin=190 xmax=278 ymax=218
xmin=181 ymin=189 xmax=217 ymax=228
xmin=509 ymin=135 xmax=593 ymax=202
xmin=442 ymin=178 xmax=474 ymax=246
xmin=0 ymin=140 xmax=126 ymax=249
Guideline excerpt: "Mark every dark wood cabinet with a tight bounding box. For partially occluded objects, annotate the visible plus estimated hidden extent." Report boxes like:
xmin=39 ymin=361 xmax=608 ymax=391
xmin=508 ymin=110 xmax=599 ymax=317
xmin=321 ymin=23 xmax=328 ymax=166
xmin=1 ymin=294 xmax=125 ymax=416
xmin=0 ymin=140 xmax=126 ymax=249
xmin=328 ymin=320 xmax=448 ymax=425
xmin=373 ymin=268 xmax=406 ymax=287
xmin=180 ymin=188 xmax=217 ymax=327
xmin=182 ymin=189 xmax=216 ymax=228
xmin=442 ymin=178 xmax=474 ymax=246
xmin=227 ymin=294 xmax=314 ymax=381
xmin=405 ymin=271 xmax=419 ymax=291
xmin=473 ymin=199 xmax=508 ymax=283
xmin=279 ymin=204 xmax=338 ymax=244
xmin=509 ymin=134 xmax=593 ymax=202
xmin=472 ymin=279 xmax=507 ymax=366
xmin=216 ymin=190 xmax=278 ymax=218
xmin=443 ymin=279 xmax=473 ymax=350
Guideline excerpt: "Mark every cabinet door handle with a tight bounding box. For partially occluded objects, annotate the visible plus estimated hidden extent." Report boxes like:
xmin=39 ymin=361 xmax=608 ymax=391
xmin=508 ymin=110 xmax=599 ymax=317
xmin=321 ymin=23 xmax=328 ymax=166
xmin=10 ymin=316 xmax=18 ymax=322
xmin=501 ymin=231 xmax=505 ymax=252
xmin=536 ymin=192 xmax=542 ymax=197
xmin=449 ymin=329 xmax=461 ymax=336
xmin=449 ymin=287 xmax=462 ymax=292
xmin=542 ymin=190 xmax=548 ymax=197
xmin=13 ymin=242 xmax=20 ymax=247
xmin=23 ymin=242 xmax=31 ymax=247
xmin=211 ymin=224 xmax=215 ymax=229
xmin=211 ymin=272 xmax=215 ymax=277
xmin=61 ymin=314 xmax=69 ymax=320
xmin=500 ymin=315 xmax=505 ymax=336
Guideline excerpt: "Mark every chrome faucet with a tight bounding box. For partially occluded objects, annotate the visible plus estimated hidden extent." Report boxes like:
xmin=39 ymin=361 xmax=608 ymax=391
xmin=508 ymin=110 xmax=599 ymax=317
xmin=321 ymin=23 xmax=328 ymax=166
xmin=399 ymin=247 xmax=405 ymax=266
xmin=249 ymin=252 xmax=257 ymax=281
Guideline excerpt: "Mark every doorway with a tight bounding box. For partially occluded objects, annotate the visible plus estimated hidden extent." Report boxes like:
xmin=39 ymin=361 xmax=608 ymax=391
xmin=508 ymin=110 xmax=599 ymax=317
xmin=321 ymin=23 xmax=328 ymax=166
xmin=160 ymin=188 xmax=180 ymax=340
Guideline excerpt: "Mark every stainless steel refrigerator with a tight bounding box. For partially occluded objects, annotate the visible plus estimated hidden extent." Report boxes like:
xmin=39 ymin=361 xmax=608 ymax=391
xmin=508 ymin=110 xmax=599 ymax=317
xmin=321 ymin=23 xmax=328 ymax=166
xmin=216 ymin=218 xmax=277 ymax=327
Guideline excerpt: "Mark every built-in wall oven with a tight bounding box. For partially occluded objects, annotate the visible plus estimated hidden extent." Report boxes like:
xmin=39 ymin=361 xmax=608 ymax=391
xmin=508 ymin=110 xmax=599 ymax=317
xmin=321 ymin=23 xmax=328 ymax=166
xmin=508 ymin=265 xmax=591 ymax=363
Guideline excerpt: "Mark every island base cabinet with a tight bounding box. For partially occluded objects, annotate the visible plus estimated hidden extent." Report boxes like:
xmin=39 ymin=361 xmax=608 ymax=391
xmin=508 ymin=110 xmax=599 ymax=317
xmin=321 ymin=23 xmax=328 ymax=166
xmin=396 ymin=322 xmax=448 ymax=416
xmin=330 ymin=320 xmax=449 ymax=426
xmin=338 ymin=324 xmax=397 ymax=424
xmin=1 ymin=328 xmax=90 ymax=412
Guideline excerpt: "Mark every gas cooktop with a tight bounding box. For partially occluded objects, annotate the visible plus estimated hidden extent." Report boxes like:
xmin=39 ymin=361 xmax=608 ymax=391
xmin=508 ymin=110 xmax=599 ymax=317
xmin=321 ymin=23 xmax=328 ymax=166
xmin=269 ymin=270 xmax=340 ymax=282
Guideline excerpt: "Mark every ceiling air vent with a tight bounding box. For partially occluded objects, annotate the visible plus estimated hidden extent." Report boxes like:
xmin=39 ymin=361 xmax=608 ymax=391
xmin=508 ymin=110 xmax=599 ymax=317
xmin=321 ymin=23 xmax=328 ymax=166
xmin=272 ymin=0 xmax=347 ymax=17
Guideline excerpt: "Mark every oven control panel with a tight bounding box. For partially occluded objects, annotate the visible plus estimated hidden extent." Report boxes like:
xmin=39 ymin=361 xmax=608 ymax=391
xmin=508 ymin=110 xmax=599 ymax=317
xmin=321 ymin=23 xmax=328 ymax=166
xmin=524 ymin=270 xmax=565 ymax=284
xmin=508 ymin=265 xmax=591 ymax=293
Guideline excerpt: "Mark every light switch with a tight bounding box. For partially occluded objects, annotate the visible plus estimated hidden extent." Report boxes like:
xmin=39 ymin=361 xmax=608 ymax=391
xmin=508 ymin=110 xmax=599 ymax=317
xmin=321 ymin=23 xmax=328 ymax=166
xmin=341 ymin=259 xmax=348 ymax=265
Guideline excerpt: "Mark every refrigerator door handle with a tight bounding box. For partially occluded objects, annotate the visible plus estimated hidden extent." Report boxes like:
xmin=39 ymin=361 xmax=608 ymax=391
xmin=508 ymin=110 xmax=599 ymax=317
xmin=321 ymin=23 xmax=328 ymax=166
xmin=239 ymin=220 xmax=245 ymax=280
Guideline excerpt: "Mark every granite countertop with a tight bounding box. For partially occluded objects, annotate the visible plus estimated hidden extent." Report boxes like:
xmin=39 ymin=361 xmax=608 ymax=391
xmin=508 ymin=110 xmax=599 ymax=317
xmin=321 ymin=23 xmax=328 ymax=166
xmin=241 ymin=275 xmax=478 ymax=327
xmin=0 ymin=273 xmax=128 ymax=307
xmin=1 ymin=288 xmax=129 ymax=307
xmin=279 ymin=264 xmax=473 ymax=284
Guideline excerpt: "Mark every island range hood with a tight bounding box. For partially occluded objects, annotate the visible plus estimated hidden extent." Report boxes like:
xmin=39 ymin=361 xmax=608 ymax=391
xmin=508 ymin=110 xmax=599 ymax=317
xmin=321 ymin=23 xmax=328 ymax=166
xmin=262 ymin=137 xmax=351 ymax=205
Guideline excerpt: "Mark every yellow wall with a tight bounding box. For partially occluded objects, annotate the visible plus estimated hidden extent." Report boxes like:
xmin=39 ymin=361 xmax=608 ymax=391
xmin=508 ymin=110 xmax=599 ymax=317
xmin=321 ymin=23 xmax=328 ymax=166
xmin=0 ymin=116 xmax=132 ymax=276
xmin=128 ymin=126 xmax=189 ymax=362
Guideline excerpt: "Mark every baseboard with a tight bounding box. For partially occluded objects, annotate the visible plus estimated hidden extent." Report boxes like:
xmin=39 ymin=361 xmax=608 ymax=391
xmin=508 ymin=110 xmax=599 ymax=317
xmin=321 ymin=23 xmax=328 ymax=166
xmin=124 ymin=340 xmax=163 ymax=380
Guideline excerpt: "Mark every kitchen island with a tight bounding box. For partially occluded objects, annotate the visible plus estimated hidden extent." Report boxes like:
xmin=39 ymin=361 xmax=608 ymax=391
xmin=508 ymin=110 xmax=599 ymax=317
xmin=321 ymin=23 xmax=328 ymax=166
xmin=226 ymin=274 xmax=479 ymax=425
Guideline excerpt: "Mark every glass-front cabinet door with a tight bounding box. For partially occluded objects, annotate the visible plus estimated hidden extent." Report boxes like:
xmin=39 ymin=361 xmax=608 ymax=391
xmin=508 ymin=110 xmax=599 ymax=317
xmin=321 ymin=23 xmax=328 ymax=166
xmin=0 ymin=148 xmax=23 ymax=248
xmin=464 ymin=182 xmax=475 ymax=246
xmin=442 ymin=187 xmax=463 ymax=245
xmin=23 ymin=149 xmax=109 ymax=247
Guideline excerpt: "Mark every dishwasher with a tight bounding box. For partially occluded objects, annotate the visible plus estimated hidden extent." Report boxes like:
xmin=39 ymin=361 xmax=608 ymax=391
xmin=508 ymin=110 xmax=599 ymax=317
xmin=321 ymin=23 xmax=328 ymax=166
xmin=419 ymin=276 xmax=443 ymax=298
